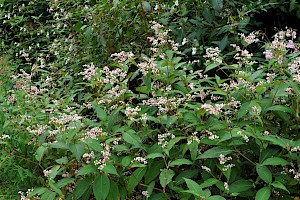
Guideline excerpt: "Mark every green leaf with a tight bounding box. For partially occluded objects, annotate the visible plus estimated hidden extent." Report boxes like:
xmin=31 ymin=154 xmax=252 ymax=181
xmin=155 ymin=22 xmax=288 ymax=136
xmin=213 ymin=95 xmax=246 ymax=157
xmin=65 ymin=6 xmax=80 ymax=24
xmin=261 ymin=157 xmax=289 ymax=166
xmin=256 ymin=164 xmax=272 ymax=183
xmin=70 ymin=143 xmax=85 ymax=161
xmin=207 ymin=196 xmax=226 ymax=200
xmin=211 ymin=0 xmax=223 ymax=12
xmin=159 ymin=169 xmax=175 ymax=189
xmin=107 ymin=181 xmax=119 ymax=200
xmin=229 ymin=180 xmax=253 ymax=193
xmin=77 ymin=165 xmax=97 ymax=176
xmin=271 ymin=181 xmax=290 ymax=193
xmin=56 ymin=178 xmax=75 ymax=188
xmin=290 ymin=0 xmax=296 ymax=11
xmin=142 ymin=1 xmax=151 ymax=12
xmin=28 ymin=188 xmax=48 ymax=198
xmin=255 ymin=186 xmax=271 ymax=200
xmin=48 ymin=179 xmax=63 ymax=196
xmin=145 ymin=153 xmax=164 ymax=159
xmin=127 ymin=167 xmax=147 ymax=193
xmin=262 ymin=135 xmax=290 ymax=149
xmin=199 ymin=178 xmax=220 ymax=188
xmin=184 ymin=178 xmax=202 ymax=196
xmin=93 ymin=174 xmax=110 ymax=200
xmin=265 ymin=105 xmax=292 ymax=114
xmin=102 ymin=162 xmax=119 ymax=176
xmin=49 ymin=141 xmax=70 ymax=150
xmin=169 ymin=159 xmax=193 ymax=167
xmin=73 ymin=177 xmax=92 ymax=199
xmin=197 ymin=146 xmax=232 ymax=159
xmin=55 ymin=156 xmax=68 ymax=165
xmin=123 ymin=130 xmax=143 ymax=149
xmin=95 ymin=107 xmax=107 ymax=120
xmin=41 ymin=190 xmax=56 ymax=200
xmin=145 ymin=161 xmax=164 ymax=184
xmin=205 ymin=63 xmax=220 ymax=73
xmin=35 ymin=143 xmax=48 ymax=162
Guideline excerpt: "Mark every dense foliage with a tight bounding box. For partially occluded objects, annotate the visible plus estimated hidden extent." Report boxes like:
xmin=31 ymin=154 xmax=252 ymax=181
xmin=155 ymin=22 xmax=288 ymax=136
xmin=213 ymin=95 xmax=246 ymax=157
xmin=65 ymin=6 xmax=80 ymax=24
xmin=0 ymin=0 xmax=300 ymax=199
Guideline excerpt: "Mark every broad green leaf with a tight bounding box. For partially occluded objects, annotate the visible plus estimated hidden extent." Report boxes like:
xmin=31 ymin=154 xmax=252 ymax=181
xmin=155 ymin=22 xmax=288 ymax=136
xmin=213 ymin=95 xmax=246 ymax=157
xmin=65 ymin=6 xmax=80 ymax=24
xmin=145 ymin=153 xmax=164 ymax=159
xmin=197 ymin=146 xmax=232 ymax=159
xmin=229 ymin=180 xmax=253 ymax=193
xmin=55 ymin=156 xmax=68 ymax=165
xmin=145 ymin=161 xmax=164 ymax=184
xmin=165 ymin=137 xmax=184 ymax=154
xmin=41 ymin=190 xmax=56 ymax=200
xmin=127 ymin=167 xmax=147 ymax=193
xmin=102 ymin=162 xmax=119 ymax=176
xmin=262 ymin=135 xmax=290 ymax=149
xmin=207 ymin=196 xmax=226 ymax=200
xmin=271 ymin=181 xmax=289 ymax=193
xmin=48 ymin=179 xmax=62 ymax=196
xmin=142 ymin=1 xmax=151 ymax=12
xmin=49 ymin=141 xmax=70 ymax=150
xmin=200 ymin=178 xmax=220 ymax=188
xmin=70 ymin=143 xmax=85 ymax=161
xmin=28 ymin=188 xmax=48 ymax=198
xmin=93 ymin=174 xmax=110 ymax=200
xmin=76 ymin=165 xmax=97 ymax=176
xmin=35 ymin=143 xmax=48 ymax=162
xmin=211 ymin=0 xmax=223 ymax=12
xmin=56 ymin=178 xmax=75 ymax=188
xmin=205 ymin=63 xmax=220 ymax=73
xmin=107 ymin=181 xmax=119 ymax=200
xmin=159 ymin=169 xmax=175 ymax=189
xmin=184 ymin=178 xmax=202 ymax=196
xmin=265 ymin=105 xmax=293 ymax=114
xmin=123 ymin=130 xmax=144 ymax=149
xmin=169 ymin=159 xmax=192 ymax=167
xmin=261 ymin=157 xmax=289 ymax=166
xmin=95 ymin=107 xmax=107 ymax=120
xmin=255 ymin=186 xmax=271 ymax=200
xmin=256 ymin=164 xmax=272 ymax=183
xmin=73 ymin=177 xmax=92 ymax=199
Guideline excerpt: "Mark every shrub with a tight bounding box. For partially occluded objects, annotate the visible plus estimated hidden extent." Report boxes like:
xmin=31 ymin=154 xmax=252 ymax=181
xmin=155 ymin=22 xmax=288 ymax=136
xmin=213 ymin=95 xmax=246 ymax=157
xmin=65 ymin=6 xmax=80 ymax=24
xmin=0 ymin=1 xmax=300 ymax=200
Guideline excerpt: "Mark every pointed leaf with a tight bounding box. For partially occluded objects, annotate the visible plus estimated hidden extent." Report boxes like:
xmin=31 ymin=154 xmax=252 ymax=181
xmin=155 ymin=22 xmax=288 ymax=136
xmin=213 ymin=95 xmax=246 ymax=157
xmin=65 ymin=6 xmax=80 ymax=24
xmin=262 ymin=157 xmax=289 ymax=166
xmin=169 ymin=159 xmax=192 ymax=167
xmin=255 ymin=186 xmax=271 ymax=200
xmin=256 ymin=164 xmax=272 ymax=183
xmin=197 ymin=146 xmax=232 ymax=159
xmin=271 ymin=181 xmax=289 ymax=193
xmin=93 ymin=174 xmax=110 ymax=200
xmin=159 ymin=169 xmax=175 ymax=189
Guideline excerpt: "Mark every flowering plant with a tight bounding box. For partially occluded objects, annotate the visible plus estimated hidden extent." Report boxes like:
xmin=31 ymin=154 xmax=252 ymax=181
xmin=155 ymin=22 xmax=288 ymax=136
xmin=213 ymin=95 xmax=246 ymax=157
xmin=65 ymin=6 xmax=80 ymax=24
xmin=0 ymin=1 xmax=300 ymax=200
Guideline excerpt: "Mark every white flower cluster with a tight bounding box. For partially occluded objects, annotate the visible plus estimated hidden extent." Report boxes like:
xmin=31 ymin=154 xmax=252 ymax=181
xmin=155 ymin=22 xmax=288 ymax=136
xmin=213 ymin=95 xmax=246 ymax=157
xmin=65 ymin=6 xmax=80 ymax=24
xmin=79 ymin=62 xmax=98 ymax=81
xmin=237 ymin=130 xmax=249 ymax=142
xmin=142 ymin=96 xmax=185 ymax=114
xmin=110 ymin=51 xmax=134 ymax=64
xmin=83 ymin=151 xmax=95 ymax=164
xmin=238 ymin=32 xmax=259 ymax=45
xmin=94 ymin=144 xmax=111 ymax=170
xmin=201 ymin=103 xmax=224 ymax=115
xmin=218 ymin=154 xmax=235 ymax=171
xmin=81 ymin=127 xmax=106 ymax=141
xmin=138 ymin=56 xmax=158 ymax=76
xmin=125 ymin=105 xmax=141 ymax=121
xmin=204 ymin=47 xmax=222 ymax=64
xmin=131 ymin=157 xmax=147 ymax=165
xmin=0 ymin=134 xmax=10 ymax=140
xmin=187 ymin=132 xmax=200 ymax=144
xmin=158 ymin=132 xmax=175 ymax=148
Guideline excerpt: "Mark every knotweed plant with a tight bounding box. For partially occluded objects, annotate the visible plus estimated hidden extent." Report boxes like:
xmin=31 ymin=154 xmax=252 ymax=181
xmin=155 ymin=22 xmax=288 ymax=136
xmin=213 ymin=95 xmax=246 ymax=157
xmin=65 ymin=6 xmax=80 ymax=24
xmin=0 ymin=1 xmax=300 ymax=200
